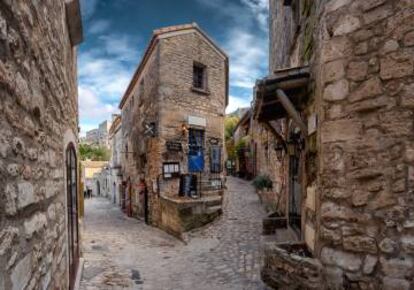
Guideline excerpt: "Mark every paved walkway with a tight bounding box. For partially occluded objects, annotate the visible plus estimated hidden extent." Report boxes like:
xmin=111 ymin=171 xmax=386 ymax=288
xmin=79 ymin=177 xmax=270 ymax=290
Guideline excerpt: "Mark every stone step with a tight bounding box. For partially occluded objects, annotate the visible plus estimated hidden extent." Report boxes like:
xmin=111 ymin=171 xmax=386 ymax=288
xmin=206 ymin=205 xmax=222 ymax=214
xmin=204 ymin=196 xmax=222 ymax=207
xmin=201 ymin=189 xmax=224 ymax=197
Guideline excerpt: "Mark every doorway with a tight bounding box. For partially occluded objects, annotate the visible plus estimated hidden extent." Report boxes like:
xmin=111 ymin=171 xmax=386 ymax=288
xmin=188 ymin=128 xmax=205 ymax=173
xmin=66 ymin=143 xmax=79 ymax=290
xmin=96 ymin=180 xmax=100 ymax=196
xmin=113 ymin=182 xmax=116 ymax=204
xmin=288 ymin=130 xmax=302 ymax=236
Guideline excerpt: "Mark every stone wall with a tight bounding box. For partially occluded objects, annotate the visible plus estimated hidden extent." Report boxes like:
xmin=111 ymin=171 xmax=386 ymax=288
xmin=251 ymin=120 xmax=288 ymax=215
xmin=317 ymin=0 xmax=414 ymax=288
xmin=262 ymin=0 xmax=414 ymax=289
xmin=0 ymin=1 xmax=80 ymax=289
xmin=121 ymin=46 xmax=161 ymax=219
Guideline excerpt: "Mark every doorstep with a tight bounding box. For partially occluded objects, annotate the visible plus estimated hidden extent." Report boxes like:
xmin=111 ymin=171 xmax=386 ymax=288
xmin=73 ymin=257 xmax=85 ymax=290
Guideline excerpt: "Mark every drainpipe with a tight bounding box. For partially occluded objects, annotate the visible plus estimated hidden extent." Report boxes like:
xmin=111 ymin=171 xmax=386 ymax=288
xmin=276 ymin=89 xmax=308 ymax=135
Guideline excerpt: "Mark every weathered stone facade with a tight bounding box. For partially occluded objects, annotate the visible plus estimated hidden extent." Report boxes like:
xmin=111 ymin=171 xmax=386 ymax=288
xmin=259 ymin=0 xmax=414 ymax=289
xmin=107 ymin=114 xmax=123 ymax=205
xmin=0 ymin=1 xmax=83 ymax=289
xmin=120 ymin=24 xmax=228 ymax=236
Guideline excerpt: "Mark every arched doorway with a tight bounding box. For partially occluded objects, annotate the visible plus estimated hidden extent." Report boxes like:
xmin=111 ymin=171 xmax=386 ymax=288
xmin=66 ymin=143 xmax=79 ymax=290
xmin=96 ymin=180 xmax=100 ymax=196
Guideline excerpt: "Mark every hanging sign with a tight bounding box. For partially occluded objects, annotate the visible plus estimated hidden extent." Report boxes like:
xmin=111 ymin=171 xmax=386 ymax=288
xmin=144 ymin=122 xmax=156 ymax=137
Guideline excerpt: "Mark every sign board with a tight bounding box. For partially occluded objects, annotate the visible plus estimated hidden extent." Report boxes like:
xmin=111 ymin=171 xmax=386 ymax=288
xmin=144 ymin=122 xmax=156 ymax=137
xmin=166 ymin=141 xmax=182 ymax=151
xmin=162 ymin=162 xmax=180 ymax=179
xmin=308 ymin=114 xmax=317 ymax=136
xmin=188 ymin=116 xmax=206 ymax=127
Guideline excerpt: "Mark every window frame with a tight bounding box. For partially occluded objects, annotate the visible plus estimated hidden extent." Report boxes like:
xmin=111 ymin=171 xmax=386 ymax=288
xmin=192 ymin=62 xmax=209 ymax=94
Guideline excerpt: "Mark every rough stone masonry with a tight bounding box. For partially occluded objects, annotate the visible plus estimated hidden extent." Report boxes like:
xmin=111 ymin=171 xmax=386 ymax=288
xmin=318 ymin=0 xmax=414 ymax=288
xmin=259 ymin=0 xmax=414 ymax=289
xmin=0 ymin=1 xmax=82 ymax=289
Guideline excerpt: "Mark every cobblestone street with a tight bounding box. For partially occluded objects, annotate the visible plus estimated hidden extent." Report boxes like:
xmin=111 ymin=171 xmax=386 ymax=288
xmin=80 ymin=177 xmax=270 ymax=290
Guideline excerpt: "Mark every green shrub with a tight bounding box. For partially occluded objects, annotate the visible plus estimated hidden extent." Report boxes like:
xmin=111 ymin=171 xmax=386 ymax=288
xmin=252 ymin=175 xmax=273 ymax=190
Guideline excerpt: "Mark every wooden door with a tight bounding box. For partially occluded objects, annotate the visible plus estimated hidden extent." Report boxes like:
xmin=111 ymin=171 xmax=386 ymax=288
xmin=66 ymin=144 xmax=79 ymax=290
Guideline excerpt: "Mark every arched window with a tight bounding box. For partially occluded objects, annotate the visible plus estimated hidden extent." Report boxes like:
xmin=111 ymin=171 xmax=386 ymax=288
xmin=66 ymin=143 xmax=79 ymax=290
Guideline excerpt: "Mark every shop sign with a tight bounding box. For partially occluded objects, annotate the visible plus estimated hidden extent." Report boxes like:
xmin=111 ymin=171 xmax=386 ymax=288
xmin=166 ymin=141 xmax=182 ymax=151
xmin=188 ymin=115 xmax=206 ymax=127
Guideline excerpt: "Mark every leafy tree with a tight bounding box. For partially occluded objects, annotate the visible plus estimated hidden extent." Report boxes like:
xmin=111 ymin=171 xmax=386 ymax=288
xmin=226 ymin=139 xmax=236 ymax=161
xmin=224 ymin=116 xmax=240 ymax=141
xmin=79 ymin=143 xmax=110 ymax=161
xmin=235 ymin=139 xmax=247 ymax=153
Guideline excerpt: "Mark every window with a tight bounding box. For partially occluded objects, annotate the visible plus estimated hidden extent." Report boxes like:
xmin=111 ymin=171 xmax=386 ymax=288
xmin=193 ymin=62 xmax=207 ymax=90
xmin=125 ymin=144 xmax=128 ymax=159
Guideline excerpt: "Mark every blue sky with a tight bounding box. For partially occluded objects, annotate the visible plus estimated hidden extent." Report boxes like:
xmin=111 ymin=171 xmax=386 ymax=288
xmin=78 ymin=0 xmax=269 ymax=135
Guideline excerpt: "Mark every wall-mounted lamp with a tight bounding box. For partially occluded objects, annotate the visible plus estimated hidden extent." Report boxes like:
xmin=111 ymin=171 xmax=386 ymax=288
xmin=182 ymin=123 xmax=189 ymax=136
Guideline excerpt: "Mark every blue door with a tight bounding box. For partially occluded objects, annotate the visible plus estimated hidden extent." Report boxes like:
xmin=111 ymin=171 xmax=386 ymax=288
xmin=188 ymin=129 xmax=204 ymax=172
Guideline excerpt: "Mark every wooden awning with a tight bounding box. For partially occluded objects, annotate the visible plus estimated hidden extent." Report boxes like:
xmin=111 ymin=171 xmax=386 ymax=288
xmin=253 ymin=66 xmax=310 ymax=123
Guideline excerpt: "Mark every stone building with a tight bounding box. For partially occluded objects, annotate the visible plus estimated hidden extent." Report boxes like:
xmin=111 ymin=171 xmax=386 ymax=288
xmin=83 ymin=120 xmax=111 ymax=148
xmin=107 ymin=114 xmax=123 ymax=205
xmin=119 ymin=23 xmax=228 ymax=236
xmin=232 ymin=109 xmax=254 ymax=179
xmin=92 ymin=165 xmax=110 ymax=198
xmin=81 ymin=160 xmax=107 ymax=196
xmin=256 ymin=0 xmax=414 ymax=289
xmin=0 ymin=1 xmax=83 ymax=290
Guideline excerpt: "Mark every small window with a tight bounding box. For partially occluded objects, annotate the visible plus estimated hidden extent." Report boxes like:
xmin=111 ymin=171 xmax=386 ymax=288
xmin=125 ymin=144 xmax=128 ymax=159
xmin=193 ymin=62 xmax=206 ymax=90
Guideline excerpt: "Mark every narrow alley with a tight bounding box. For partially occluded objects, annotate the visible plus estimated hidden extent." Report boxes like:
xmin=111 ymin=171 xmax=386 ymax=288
xmin=80 ymin=177 xmax=270 ymax=290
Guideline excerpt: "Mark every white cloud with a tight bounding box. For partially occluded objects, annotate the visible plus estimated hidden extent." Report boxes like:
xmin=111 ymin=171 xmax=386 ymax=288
xmin=225 ymin=29 xmax=267 ymax=89
xmin=80 ymin=0 xmax=98 ymax=19
xmin=197 ymin=0 xmax=268 ymax=31
xmin=78 ymin=51 xmax=133 ymax=100
xmin=89 ymin=19 xmax=111 ymax=34
xmin=240 ymin=0 xmax=269 ymax=30
xmin=197 ymin=0 xmax=269 ymax=91
xmin=78 ymin=33 xmax=140 ymax=131
xmin=226 ymin=95 xmax=252 ymax=114
xmin=99 ymin=34 xmax=140 ymax=62
xmin=78 ymin=86 xmax=119 ymax=134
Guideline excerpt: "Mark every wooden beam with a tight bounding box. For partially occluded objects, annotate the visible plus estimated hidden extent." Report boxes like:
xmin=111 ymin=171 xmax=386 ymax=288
xmin=276 ymin=89 xmax=308 ymax=135
xmin=262 ymin=121 xmax=286 ymax=150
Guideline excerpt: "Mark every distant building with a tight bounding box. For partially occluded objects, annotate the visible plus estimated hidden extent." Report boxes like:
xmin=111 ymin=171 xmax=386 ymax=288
xmin=83 ymin=120 xmax=111 ymax=147
xmin=119 ymin=23 xmax=228 ymax=236
xmin=81 ymin=161 xmax=108 ymax=196
xmin=108 ymin=115 xmax=123 ymax=206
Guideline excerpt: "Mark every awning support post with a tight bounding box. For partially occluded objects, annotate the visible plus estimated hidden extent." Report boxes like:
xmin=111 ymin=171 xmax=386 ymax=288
xmin=276 ymin=89 xmax=308 ymax=135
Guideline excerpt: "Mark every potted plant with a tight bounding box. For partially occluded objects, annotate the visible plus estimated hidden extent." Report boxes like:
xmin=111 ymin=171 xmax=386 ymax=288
xmin=252 ymin=175 xmax=273 ymax=196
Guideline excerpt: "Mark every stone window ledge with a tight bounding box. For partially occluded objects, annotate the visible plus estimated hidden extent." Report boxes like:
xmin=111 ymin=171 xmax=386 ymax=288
xmin=191 ymin=87 xmax=210 ymax=95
